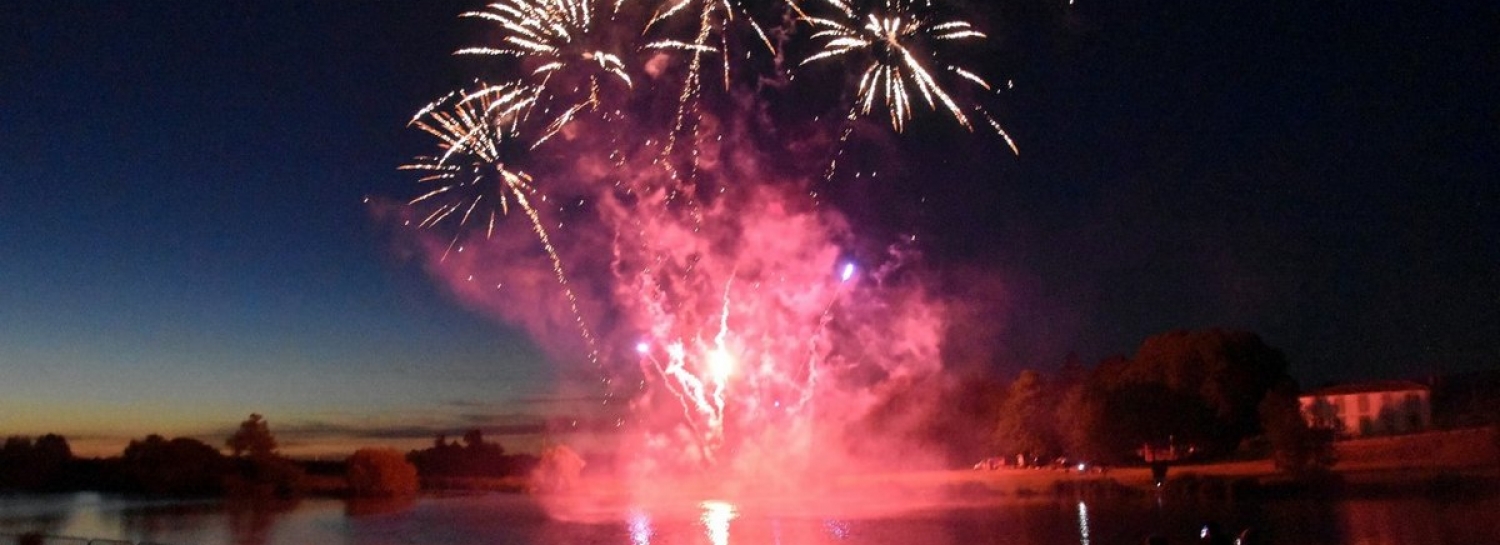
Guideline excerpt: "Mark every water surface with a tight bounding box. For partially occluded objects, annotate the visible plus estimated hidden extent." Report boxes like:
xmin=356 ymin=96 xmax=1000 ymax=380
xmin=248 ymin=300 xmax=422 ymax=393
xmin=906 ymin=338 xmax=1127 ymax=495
xmin=3 ymin=491 xmax=1498 ymax=544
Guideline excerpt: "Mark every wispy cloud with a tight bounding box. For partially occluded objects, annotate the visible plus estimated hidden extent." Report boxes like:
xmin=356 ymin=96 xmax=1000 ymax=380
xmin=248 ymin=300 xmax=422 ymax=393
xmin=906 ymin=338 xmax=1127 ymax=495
xmin=267 ymin=414 xmax=549 ymax=441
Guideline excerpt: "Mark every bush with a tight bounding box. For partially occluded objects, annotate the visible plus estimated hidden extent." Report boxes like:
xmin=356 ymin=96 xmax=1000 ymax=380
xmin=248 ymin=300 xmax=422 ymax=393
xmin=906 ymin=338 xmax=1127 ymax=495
xmin=1260 ymin=387 xmax=1336 ymax=475
xmin=530 ymin=445 xmax=585 ymax=494
xmin=347 ymin=448 xmax=419 ymax=497
xmin=120 ymin=435 xmax=229 ymax=496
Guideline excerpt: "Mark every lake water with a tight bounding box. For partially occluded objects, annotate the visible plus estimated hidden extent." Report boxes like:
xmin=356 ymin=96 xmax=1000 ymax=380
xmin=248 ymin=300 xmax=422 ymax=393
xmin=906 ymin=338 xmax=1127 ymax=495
xmin=3 ymin=490 xmax=1499 ymax=545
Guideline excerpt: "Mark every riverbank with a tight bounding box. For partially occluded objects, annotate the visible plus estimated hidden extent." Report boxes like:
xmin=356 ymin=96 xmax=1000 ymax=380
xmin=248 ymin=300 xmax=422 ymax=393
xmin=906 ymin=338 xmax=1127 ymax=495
xmin=852 ymin=426 xmax=1500 ymax=500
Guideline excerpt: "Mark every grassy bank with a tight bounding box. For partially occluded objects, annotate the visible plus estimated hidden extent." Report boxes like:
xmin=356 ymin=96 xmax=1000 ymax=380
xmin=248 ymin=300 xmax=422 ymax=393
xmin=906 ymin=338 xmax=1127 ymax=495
xmin=867 ymin=426 xmax=1500 ymax=500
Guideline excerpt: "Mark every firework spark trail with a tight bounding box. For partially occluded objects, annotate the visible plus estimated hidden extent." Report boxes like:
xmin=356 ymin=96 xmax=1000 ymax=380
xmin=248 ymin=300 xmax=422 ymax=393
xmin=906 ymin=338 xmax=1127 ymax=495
xmin=620 ymin=221 xmax=726 ymax=464
xmin=633 ymin=266 xmax=724 ymax=465
xmin=644 ymin=2 xmax=714 ymax=234
xmin=457 ymin=0 xmax=634 ymax=144
xmin=708 ymin=274 xmax=735 ymax=405
xmin=819 ymin=104 xmax=860 ymax=183
xmin=645 ymin=0 xmax=777 ymax=205
xmin=457 ymin=0 xmax=633 ymax=88
xmin=513 ymin=189 xmax=606 ymax=370
xmin=799 ymin=1 xmax=974 ymax=131
xmin=799 ymin=0 xmax=1018 ymax=154
xmin=644 ymin=0 xmax=778 ymax=89
xmin=792 ymin=262 xmax=858 ymax=412
xmin=402 ymin=87 xmax=606 ymax=371
xmin=402 ymin=88 xmax=531 ymax=255
xmin=980 ymin=107 xmax=1021 ymax=155
xmin=415 ymin=83 xmax=539 ymax=169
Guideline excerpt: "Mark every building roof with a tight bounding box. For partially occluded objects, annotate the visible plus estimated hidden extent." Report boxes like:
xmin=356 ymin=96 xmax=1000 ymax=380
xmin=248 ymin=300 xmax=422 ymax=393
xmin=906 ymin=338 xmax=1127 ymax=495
xmin=1302 ymin=380 xmax=1430 ymax=397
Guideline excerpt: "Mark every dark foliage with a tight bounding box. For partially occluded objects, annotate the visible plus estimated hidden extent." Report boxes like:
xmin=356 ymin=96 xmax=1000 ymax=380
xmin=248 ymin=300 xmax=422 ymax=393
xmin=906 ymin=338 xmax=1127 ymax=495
xmin=221 ymin=415 xmax=303 ymax=498
xmin=1117 ymin=329 xmax=1291 ymax=455
xmin=118 ymin=434 xmax=230 ymax=496
xmin=1258 ymin=381 xmax=1336 ymax=474
xmin=1429 ymin=369 xmax=1500 ymax=428
xmin=991 ymin=370 xmax=1058 ymax=459
xmin=225 ymin=454 xmax=306 ymax=498
xmin=994 ymin=329 xmax=1297 ymax=465
xmin=226 ymin=413 xmax=278 ymax=458
xmin=0 ymin=434 xmax=72 ymax=491
xmin=407 ymin=430 xmax=538 ymax=479
xmin=347 ymin=448 xmax=418 ymax=497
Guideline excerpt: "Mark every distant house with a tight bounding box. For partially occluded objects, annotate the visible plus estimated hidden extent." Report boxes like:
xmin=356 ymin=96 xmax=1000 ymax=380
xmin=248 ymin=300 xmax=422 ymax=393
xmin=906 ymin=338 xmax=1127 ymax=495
xmin=1299 ymin=380 xmax=1432 ymax=438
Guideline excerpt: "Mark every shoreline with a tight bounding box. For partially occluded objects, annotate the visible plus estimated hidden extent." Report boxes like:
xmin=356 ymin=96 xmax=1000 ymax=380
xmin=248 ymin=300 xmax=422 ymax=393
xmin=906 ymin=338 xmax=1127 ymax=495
xmin=898 ymin=427 xmax=1500 ymax=501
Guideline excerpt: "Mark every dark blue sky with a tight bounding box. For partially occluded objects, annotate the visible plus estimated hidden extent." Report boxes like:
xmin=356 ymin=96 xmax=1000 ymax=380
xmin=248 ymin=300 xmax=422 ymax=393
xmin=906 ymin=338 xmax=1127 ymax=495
xmin=906 ymin=0 xmax=1498 ymax=383
xmin=814 ymin=0 xmax=1497 ymax=381
xmin=0 ymin=1 xmax=565 ymax=454
xmin=2 ymin=0 xmax=1495 ymax=454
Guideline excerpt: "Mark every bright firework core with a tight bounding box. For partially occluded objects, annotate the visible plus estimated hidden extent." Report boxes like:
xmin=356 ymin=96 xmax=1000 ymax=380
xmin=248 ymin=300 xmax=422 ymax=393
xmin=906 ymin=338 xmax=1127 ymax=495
xmin=389 ymin=0 xmax=1010 ymax=496
xmin=707 ymin=348 xmax=735 ymax=382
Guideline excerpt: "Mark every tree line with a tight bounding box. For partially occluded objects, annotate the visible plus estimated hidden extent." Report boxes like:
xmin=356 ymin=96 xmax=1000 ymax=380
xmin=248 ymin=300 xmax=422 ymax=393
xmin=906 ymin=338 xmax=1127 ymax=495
xmin=0 ymin=414 xmax=303 ymax=497
xmin=860 ymin=328 xmax=1336 ymax=474
xmin=0 ymin=414 xmax=541 ymax=498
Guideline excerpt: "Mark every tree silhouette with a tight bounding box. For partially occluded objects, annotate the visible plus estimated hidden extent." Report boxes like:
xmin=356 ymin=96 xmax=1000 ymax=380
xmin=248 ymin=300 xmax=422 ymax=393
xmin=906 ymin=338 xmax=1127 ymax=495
xmin=1117 ymin=329 xmax=1292 ymax=456
xmin=33 ymin=434 xmax=72 ymax=460
xmin=1055 ymin=386 xmax=1097 ymax=459
xmin=227 ymin=413 xmax=278 ymax=458
xmin=0 ymin=435 xmax=74 ymax=491
xmin=1 ymin=436 xmax=37 ymax=489
xmin=121 ymin=434 xmax=228 ymax=496
xmin=222 ymin=414 xmax=303 ymax=497
xmin=1040 ymin=331 xmax=1296 ymax=463
xmin=408 ymin=430 xmax=534 ymax=479
xmin=992 ymin=370 xmax=1056 ymax=460
xmin=1304 ymin=396 xmax=1345 ymax=435
xmin=463 ymin=429 xmax=484 ymax=450
xmin=1259 ymin=382 xmax=1336 ymax=474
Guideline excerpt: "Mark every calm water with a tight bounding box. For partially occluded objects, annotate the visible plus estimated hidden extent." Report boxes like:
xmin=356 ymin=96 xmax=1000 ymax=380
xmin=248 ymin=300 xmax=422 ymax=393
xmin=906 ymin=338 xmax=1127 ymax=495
xmin=3 ymin=491 xmax=1499 ymax=545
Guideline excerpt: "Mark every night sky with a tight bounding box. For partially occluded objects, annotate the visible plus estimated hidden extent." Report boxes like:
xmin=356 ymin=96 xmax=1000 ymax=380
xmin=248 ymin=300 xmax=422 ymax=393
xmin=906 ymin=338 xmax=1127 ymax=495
xmin=2 ymin=0 xmax=1495 ymax=456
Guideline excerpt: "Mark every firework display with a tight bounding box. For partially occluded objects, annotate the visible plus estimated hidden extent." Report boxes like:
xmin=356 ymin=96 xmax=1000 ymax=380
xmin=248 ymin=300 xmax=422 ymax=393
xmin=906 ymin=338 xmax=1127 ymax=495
xmin=800 ymin=0 xmax=985 ymax=134
xmin=393 ymin=0 xmax=1014 ymax=479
